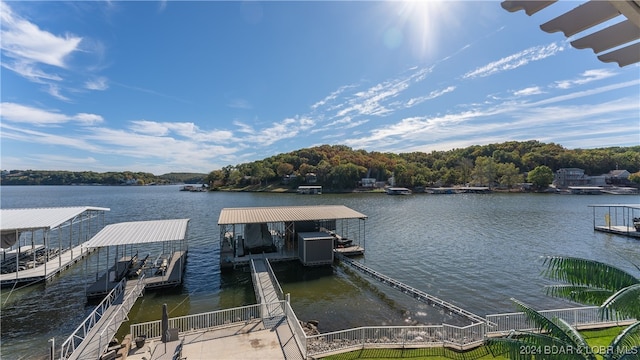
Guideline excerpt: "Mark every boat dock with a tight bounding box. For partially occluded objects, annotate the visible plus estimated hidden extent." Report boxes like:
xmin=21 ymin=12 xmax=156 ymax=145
xmin=57 ymin=219 xmax=191 ymax=359
xmin=589 ymin=204 xmax=640 ymax=239
xmin=336 ymin=253 xmax=488 ymax=325
xmin=86 ymin=251 xmax=187 ymax=300
xmin=0 ymin=206 xmax=109 ymax=288
xmin=218 ymin=205 xmax=367 ymax=271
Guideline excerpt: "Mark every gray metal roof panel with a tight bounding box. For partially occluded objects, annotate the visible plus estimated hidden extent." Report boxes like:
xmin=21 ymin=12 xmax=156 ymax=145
xmin=84 ymin=218 xmax=190 ymax=248
xmin=218 ymin=205 xmax=367 ymax=225
xmin=0 ymin=206 xmax=110 ymax=232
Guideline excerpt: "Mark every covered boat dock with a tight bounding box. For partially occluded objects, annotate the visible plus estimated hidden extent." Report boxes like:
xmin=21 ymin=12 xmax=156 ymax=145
xmin=83 ymin=218 xmax=190 ymax=300
xmin=589 ymin=204 xmax=640 ymax=239
xmin=0 ymin=206 xmax=109 ymax=288
xmin=218 ymin=205 xmax=367 ymax=271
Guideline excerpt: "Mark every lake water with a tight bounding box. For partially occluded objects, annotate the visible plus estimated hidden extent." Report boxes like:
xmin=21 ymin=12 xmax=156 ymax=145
xmin=1 ymin=185 xmax=639 ymax=359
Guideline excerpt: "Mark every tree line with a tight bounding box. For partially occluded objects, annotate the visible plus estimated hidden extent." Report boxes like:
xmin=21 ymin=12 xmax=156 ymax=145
xmin=0 ymin=170 xmax=207 ymax=186
xmin=205 ymin=141 xmax=640 ymax=190
xmin=2 ymin=141 xmax=638 ymax=188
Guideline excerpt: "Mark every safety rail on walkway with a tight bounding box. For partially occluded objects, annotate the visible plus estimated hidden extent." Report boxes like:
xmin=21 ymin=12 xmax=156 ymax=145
xmin=306 ymin=321 xmax=487 ymax=358
xmin=249 ymin=259 xmax=262 ymax=304
xmin=59 ymin=277 xmax=127 ymax=359
xmin=486 ymin=305 xmax=636 ymax=336
xmin=129 ymin=301 xmax=285 ymax=339
xmin=264 ymin=256 xmax=284 ymax=301
xmin=337 ymin=254 xmax=488 ymax=325
xmin=128 ymin=296 xmax=636 ymax=360
xmin=284 ymin=296 xmax=308 ymax=358
xmin=61 ymin=275 xmax=146 ymax=360
xmin=89 ymin=275 xmax=146 ymax=360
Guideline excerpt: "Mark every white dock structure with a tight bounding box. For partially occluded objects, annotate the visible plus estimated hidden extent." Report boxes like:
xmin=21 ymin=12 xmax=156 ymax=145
xmin=336 ymin=253 xmax=488 ymax=325
xmin=218 ymin=205 xmax=367 ymax=271
xmin=589 ymin=204 xmax=640 ymax=239
xmin=58 ymin=219 xmax=190 ymax=360
xmin=1 ymin=206 xmax=109 ymax=288
xmin=82 ymin=219 xmax=190 ymax=300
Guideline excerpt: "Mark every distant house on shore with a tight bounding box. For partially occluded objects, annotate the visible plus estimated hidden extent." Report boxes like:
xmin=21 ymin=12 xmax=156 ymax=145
xmin=555 ymin=168 xmax=635 ymax=189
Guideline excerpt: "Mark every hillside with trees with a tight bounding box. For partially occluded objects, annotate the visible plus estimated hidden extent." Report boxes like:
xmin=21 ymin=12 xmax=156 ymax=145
xmin=205 ymin=141 xmax=640 ymax=191
xmin=2 ymin=141 xmax=638 ymax=189
xmin=0 ymin=170 xmax=207 ymax=186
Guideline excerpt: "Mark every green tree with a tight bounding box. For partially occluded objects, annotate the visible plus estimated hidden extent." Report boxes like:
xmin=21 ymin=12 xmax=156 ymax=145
xmin=497 ymin=162 xmax=523 ymax=190
xmin=472 ymin=156 xmax=498 ymax=188
xmin=527 ymin=165 xmax=554 ymax=190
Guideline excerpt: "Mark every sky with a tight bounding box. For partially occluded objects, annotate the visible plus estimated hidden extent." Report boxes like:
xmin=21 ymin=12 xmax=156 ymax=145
xmin=1 ymin=1 xmax=639 ymax=175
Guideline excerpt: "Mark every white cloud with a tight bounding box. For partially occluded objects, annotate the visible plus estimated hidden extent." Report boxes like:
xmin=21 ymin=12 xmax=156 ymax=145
xmin=85 ymin=77 xmax=109 ymax=91
xmin=513 ymin=86 xmax=543 ymax=97
xmin=0 ymin=102 xmax=103 ymax=125
xmin=553 ymin=68 xmax=617 ymax=89
xmin=46 ymin=84 xmax=71 ymax=101
xmin=463 ymin=43 xmax=564 ymax=79
xmin=0 ymin=2 xmax=82 ymax=69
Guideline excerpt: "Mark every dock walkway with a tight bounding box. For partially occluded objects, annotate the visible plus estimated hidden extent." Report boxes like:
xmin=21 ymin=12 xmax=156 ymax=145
xmin=336 ymin=253 xmax=488 ymax=325
xmin=62 ymin=277 xmax=145 ymax=360
xmin=250 ymin=258 xmax=286 ymax=327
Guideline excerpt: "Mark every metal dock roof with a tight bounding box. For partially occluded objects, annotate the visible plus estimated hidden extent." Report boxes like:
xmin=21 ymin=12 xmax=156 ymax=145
xmin=0 ymin=206 xmax=110 ymax=231
xmin=83 ymin=219 xmax=190 ymax=248
xmin=218 ymin=205 xmax=367 ymax=225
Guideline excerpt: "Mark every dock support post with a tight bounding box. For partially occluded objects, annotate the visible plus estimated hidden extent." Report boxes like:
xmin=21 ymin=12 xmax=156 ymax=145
xmin=48 ymin=337 xmax=55 ymax=360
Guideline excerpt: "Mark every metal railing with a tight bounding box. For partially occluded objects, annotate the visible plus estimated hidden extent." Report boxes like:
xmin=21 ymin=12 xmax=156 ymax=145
xmin=284 ymin=297 xmax=307 ymax=358
xmin=305 ymin=322 xmax=486 ymax=357
xmin=264 ymin=257 xmax=284 ymax=301
xmin=486 ymin=305 xmax=634 ymax=336
xmin=126 ymin=297 xmax=636 ymax=360
xmin=92 ymin=275 xmax=146 ymax=359
xmin=59 ymin=277 xmax=127 ymax=359
xmin=129 ymin=301 xmax=282 ymax=340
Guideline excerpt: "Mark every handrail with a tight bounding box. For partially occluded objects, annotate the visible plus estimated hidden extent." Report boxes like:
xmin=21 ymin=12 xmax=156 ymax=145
xmin=263 ymin=256 xmax=284 ymax=301
xmin=59 ymin=277 xmax=127 ymax=359
xmin=94 ymin=274 xmax=146 ymax=358
xmin=129 ymin=301 xmax=284 ymax=339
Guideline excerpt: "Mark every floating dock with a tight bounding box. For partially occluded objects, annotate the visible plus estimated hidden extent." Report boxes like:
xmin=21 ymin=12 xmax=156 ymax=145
xmin=589 ymin=204 xmax=640 ymax=239
xmin=83 ymin=219 xmax=190 ymax=300
xmin=218 ymin=205 xmax=367 ymax=271
xmin=0 ymin=206 xmax=109 ymax=288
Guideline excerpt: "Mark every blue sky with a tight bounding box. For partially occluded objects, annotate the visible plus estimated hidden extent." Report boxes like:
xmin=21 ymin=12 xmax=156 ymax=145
xmin=1 ymin=1 xmax=638 ymax=175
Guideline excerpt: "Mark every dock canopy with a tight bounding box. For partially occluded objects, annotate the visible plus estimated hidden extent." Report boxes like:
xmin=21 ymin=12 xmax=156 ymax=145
xmin=1 ymin=206 xmax=110 ymax=232
xmin=83 ymin=219 xmax=190 ymax=248
xmin=218 ymin=205 xmax=368 ymax=225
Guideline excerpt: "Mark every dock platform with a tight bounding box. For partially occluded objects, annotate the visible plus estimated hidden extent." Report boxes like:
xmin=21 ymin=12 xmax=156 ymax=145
xmin=594 ymin=225 xmax=640 ymax=238
xmin=589 ymin=204 xmax=640 ymax=239
xmin=1 ymin=244 xmax=97 ymax=287
xmin=86 ymin=251 xmax=187 ymax=300
xmin=0 ymin=206 xmax=109 ymax=288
